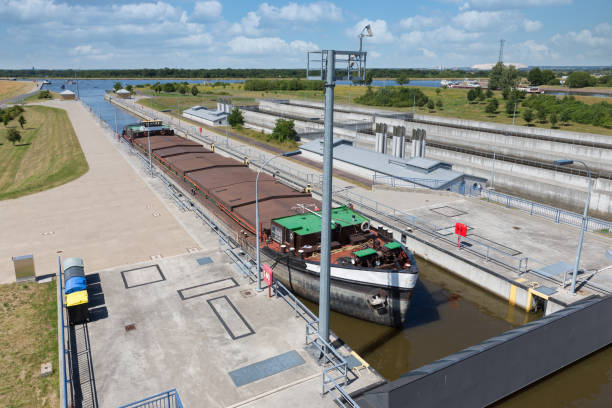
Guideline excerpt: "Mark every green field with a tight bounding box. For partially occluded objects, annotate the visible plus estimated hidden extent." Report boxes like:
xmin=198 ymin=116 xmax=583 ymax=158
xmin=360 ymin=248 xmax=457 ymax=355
xmin=0 ymin=80 xmax=36 ymax=101
xmin=138 ymin=83 xmax=612 ymax=136
xmin=0 ymin=281 xmax=59 ymax=407
xmin=0 ymin=105 xmax=89 ymax=200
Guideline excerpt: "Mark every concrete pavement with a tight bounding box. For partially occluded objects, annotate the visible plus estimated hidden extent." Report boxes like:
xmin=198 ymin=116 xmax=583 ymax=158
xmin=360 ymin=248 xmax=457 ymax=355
xmin=0 ymin=100 xmax=198 ymax=283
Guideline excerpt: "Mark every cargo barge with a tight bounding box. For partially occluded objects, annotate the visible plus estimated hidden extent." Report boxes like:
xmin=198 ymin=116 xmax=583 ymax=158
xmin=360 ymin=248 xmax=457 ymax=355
xmin=122 ymin=122 xmax=418 ymax=327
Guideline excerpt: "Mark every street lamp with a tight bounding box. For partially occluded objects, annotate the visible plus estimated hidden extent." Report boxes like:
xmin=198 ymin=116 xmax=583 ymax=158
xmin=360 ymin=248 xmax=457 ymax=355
xmin=553 ymin=159 xmax=592 ymax=294
xmin=255 ymin=150 xmax=302 ymax=291
xmin=358 ymin=24 xmax=373 ymax=81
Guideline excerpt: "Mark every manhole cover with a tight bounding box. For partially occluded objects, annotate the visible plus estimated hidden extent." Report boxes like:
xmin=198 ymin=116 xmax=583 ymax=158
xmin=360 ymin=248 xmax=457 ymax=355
xmin=240 ymin=289 xmax=255 ymax=298
xmin=125 ymin=324 xmax=136 ymax=332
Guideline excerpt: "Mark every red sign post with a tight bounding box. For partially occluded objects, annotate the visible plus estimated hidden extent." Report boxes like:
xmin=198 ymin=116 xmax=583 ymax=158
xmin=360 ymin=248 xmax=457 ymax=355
xmin=455 ymin=222 xmax=467 ymax=248
xmin=263 ymin=264 xmax=274 ymax=297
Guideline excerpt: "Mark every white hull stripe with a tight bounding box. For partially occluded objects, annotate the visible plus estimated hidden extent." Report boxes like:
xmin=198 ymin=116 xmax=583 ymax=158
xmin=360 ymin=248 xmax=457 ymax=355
xmin=304 ymin=263 xmax=418 ymax=290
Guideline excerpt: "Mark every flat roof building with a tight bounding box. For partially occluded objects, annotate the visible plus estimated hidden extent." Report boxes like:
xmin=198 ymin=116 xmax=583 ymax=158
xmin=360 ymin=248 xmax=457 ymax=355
xmin=300 ymin=138 xmax=486 ymax=194
xmin=59 ymin=89 xmax=76 ymax=100
xmin=116 ymin=89 xmax=131 ymax=99
xmin=182 ymin=106 xmax=228 ymax=126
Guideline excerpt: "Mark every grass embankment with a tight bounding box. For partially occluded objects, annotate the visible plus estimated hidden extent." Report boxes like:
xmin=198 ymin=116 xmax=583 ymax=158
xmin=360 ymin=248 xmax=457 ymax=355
xmin=0 ymin=281 xmax=59 ymax=407
xmin=139 ymin=83 xmax=612 ymax=136
xmin=0 ymin=105 xmax=89 ymax=200
xmin=0 ymin=80 xmax=36 ymax=101
xmin=23 ymin=91 xmax=60 ymax=103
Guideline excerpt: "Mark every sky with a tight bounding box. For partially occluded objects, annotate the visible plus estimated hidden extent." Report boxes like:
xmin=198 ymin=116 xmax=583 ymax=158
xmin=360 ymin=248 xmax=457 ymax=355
xmin=1 ymin=0 xmax=611 ymax=69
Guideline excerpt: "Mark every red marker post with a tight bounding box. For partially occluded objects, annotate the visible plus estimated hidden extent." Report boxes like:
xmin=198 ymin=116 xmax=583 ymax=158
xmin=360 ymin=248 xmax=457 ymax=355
xmin=455 ymin=222 xmax=467 ymax=248
xmin=263 ymin=264 xmax=274 ymax=297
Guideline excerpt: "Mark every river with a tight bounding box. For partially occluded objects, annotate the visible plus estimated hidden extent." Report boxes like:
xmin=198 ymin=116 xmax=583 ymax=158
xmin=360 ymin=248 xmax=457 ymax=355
xmin=37 ymin=78 xmax=612 ymax=406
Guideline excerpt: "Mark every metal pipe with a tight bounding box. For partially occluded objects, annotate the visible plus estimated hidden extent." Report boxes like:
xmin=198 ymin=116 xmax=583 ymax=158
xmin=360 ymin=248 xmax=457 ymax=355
xmin=319 ymin=49 xmax=335 ymax=343
xmin=147 ymin=130 xmax=152 ymax=177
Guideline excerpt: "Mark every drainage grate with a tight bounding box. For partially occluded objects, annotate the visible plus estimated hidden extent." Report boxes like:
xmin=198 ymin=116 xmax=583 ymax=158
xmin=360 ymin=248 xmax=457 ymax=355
xmin=124 ymin=324 xmax=136 ymax=332
xmin=197 ymin=257 xmax=213 ymax=265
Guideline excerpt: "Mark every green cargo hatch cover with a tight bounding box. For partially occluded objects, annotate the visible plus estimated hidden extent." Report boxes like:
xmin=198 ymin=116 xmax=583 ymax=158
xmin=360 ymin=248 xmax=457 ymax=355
xmin=354 ymin=248 xmax=377 ymax=258
xmin=384 ymin=241 xmax=402 ymax=250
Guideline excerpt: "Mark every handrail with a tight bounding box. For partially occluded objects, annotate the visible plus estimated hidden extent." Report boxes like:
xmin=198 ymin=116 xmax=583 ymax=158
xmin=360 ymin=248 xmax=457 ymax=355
xmin=118 ymin=388 xmax=183 ymax=408
xmin=57 ymin=256 xmax=70 ymax=408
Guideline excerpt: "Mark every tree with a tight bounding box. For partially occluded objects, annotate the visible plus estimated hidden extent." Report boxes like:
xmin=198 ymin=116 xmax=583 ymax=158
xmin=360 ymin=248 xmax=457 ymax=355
xmin=566 ymin=71 xmax=596 ymax=88
xmin=162 ymin=82 xmax=175 ymax=93
xmin=522 ymin=108 xmax=534 ymax=125
xmin=227 ymin=107 xmax=244 ymax=127
xmin=18 ymin=115 xmax=26 ymax=128
xmin=365 ymin=70 xmax=373 ymax=85
xmin=505 ymin=99 xmax=516 ymax=115
xmin=435 ymin=88 xmax=441 ymax=95
xmin=7 ymin=128 xmax=21 ymax=145
xmin=478 ymin=91 xmax=486 ymax=102
xmin=113 ymin=82 xmax=122 ymax=91
xmin=436 ymin=99 xmax=443 ymax=109
xmin=541 ymin=69 xmax=556 ymax=84
xmin=125 ymin=84 xmax=133 ymax=93
xmin=2 ymin=115 xmax=7 ymax=126
xmin=467 ymin=88 xmax=477 ymax=103
xmin=486 ymin=88 xmax=493 ymax=98
xmin=502 ymin=86 xmax=510 ymax=100
xmin=396 ymin=72 xmax=410 ymax=86
xmin=270 ymin=118 xmax=297 ymax=142
xmin=549 ymin=112 xmax=558 ymax=128
xmin=527 ymin=67 xmax=543 ymax=85
xmin=427 ymin=100 xmax=435 ymax=111
xmin=485 ymin=98 xmax=499 ymax=114
xmin=536 ymin=108 xmax=547 ymax=123
xmin=178 ymin=85 xmax=187 ymax=94
xmin=560 ymin=110 xmax=571 ymax=124
xmin=489 ymin=62 xmax=504 ymax=90
xmin=191 ymin=85 xmax=199 ymax=96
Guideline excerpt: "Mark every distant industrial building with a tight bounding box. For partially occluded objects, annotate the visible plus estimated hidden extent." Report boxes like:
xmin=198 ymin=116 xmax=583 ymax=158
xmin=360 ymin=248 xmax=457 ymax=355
xmin=59 ymin=89 xmax=76 ymax=100
xmin=300 ymin=138 xmax=486 ymax=193
xmin=182 ymin=105 xmax=228 ymax=126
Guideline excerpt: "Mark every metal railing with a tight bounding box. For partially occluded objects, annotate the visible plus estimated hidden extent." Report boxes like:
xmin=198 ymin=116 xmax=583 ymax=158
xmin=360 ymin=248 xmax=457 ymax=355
xmin=118 ymin=389 xmax=183 ymax=408
xmin=471 ymin=188 xmax=612 ymax=233
xmin=372 ymin=174 xmax=446 ymax=189
xmin=58 ymin=256 xmax=72 ymax=408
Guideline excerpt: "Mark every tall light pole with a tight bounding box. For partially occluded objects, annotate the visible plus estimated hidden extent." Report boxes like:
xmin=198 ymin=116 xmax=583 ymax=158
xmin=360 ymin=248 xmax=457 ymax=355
xmin=255 ymin=150 xmax=302 ymax=291
xmin=358 ymin=24 xmax=373 ymax=81
xmin=553 ymin=159 xmax=592 ymax=294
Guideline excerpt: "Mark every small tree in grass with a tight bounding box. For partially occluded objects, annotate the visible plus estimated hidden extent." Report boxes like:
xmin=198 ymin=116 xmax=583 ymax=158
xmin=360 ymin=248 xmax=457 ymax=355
xmin=191 ymin=85 xmax=199 ymax=96
xmin=522 ymin=108 xmax=534 ymax=126
xmin=560 ymin=110 xmax=571 ymax=125
xmin=486 ymin=88 xmax=493 ymax=98
xmin=467 ymin=89 xmax=477 ymax=103
xmin=2 ymin=114 xmax=9 ymax=126
xmin=485 ymin=98 xmax=498 ymax=114
xmin=436 ymin=99 xmax=443 ymax=109
xmin=427 ymin=100 xmax=435 ymax=111
xmin=550 ymin=112 xmax=558 ymax=128
xmin=270 ymin=118 xmax=297 ymax=143
xmin=113 ymin=82 xmax=122 ymax=91
xmin=536 ymin=108 xmax=547 ymax=123
xmin=435 ymin=88 xmax=441 ymax=95
xmin=125 ymin=85 xmax=133 ymax=93
xmin=7 ymin=128 xmax=21 ymax=145
xmin=179 ymin=85 xmax=187 ymax=95
xmin=18 ymin=115 xmax=26 ymax=128
xmin=227 ymin=107 xmax=244 ymax=127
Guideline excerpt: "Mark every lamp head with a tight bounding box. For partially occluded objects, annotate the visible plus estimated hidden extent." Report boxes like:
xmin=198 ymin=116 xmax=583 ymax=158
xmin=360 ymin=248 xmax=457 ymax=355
xmin=283 ymin=150 xmax=302 ymax=158
xmin=553 ymin=159 xmax=574 ymax=166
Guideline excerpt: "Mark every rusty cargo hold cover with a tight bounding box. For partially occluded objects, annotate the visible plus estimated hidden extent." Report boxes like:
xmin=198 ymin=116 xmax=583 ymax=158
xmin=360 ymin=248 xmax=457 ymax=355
xmin=236 ymin=196 xmax=320 ymax=229
xmin=154 ymin=145 xmax=211 ymax=158
xmin=134 ymin=135 xmax=199 ymax=151
xmin=165 ymin=153 xmax=245 ymax=175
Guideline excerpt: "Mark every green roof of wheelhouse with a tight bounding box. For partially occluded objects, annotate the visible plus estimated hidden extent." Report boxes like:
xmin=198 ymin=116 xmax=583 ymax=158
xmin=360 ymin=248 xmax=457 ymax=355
xmin=272 ymin=205 xmax=368 ymax=236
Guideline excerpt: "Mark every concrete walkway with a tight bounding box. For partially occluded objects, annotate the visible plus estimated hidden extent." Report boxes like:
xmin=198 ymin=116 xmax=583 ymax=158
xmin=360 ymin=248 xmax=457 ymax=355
xmin=0 ymin=100 xmax=197 ymax=283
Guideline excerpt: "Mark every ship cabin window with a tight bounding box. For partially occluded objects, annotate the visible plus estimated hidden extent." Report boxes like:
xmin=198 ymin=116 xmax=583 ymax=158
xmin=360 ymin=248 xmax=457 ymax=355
xmin=271 ymin=224 xmax=282 ymax=243
xmin=285 ymin=228 xmax=295 ymax=246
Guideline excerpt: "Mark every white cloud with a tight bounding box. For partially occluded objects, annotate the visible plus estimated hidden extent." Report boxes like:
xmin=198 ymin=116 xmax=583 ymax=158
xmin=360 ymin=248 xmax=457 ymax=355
xmin=258 ymin=2 xmax=341 ymax=22
xmin=192 ymin=1 xmax=222 ymax=21
xmin=227 ymin=36 xmax=317 ymax=55
xmin=431 ymin=26 xmax=481 ymax=42
xmin=69 ymin=45 xmax=97 ymax=56
xmin=445 ymin=0 xmax=571 ymax=9
xmin=172 ymin=33 xmax=214 ymax=47
xmin=567 ymin=29 xmax=608 ymax=47
xmin=452 ymin=10 xmax=517 ymax=31
xmin=230 ymin=11 xmax=261 ymax=36
xmin=399 ymin=31 xmax=424 ymax=47
xmin=399 ymin=15 xmax=439 ymax=30
xmin=594 ymin=22 xmax=612 ymax=35
xmin=346 ymin=19 xmax=394 ymax=44
xmin=112 ymin=1 xmax=181 ymax=21
xmin=419 ymin=48 xmax=437 ymax=58
xmin=523 ymin=19 xmax=542 ymax=32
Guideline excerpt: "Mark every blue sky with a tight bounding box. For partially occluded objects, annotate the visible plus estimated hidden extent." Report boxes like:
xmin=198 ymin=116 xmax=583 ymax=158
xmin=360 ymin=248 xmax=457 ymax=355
xmin=1 ymin=0 xmax=610 ymax=69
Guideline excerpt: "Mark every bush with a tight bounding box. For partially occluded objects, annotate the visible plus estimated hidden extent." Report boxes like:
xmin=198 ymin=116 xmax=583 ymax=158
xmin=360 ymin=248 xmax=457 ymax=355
xmin=191 ymin=85 xmax=199 ymax=96
xmin=244 ymin=79 xmax=324 ymax=92
xmin=7 ymin=128 xmax=21 ymax=144
xmin=270 ymin=118 xmax=297 ymax=142
xmin=38 ymin=90 xmax=51 ymax=99
xmin=436 ymin=99 xmax=443 ymax=109
xmin=227 ymin=107 xmax=244 ymax=127
xmin=522 ymin=108 xmax=534 ymax=125
xmin=485 ymin=98 xmax=499 ymax=114
xmin=0 ymin=105 xmax=24 ymax=125
xmin=550 ymin=112 xmax=558 ymax=128
xmin=566 ymin=71 xmax=596 ymax=88
xmin=427 ymin=100 xmax=435 ymax=111
xmin=522 ymin=94 xmax=611 ymax=128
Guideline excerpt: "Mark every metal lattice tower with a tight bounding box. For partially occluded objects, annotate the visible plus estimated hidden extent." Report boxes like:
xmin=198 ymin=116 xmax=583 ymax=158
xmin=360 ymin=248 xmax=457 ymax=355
xmin=498 ymin=39 xmax=505 ymax=63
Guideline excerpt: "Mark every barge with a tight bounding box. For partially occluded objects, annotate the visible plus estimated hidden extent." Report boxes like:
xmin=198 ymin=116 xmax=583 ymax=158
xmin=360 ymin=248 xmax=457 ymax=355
xmin=122 ymin=122 xmax=418 ymax=327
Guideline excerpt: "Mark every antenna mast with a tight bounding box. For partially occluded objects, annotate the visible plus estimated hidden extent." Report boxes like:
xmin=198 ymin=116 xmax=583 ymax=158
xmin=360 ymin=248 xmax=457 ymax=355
xmin=498 ymin=39 xmax=505 ymax=64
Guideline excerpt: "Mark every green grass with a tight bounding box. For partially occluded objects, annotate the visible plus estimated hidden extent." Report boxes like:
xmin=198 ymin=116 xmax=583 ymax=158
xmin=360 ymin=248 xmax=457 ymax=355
xmin=0 ymin=105 xmax=89 ymax=200
xmin=0 ymin=80 xmax=36 ymax=101
xmin=23 ymin=91 xmax=60 ymax=103
xmin=0 ymin=281 xmax=59 ymax=407
xmin=138 ymin=83 xmax=612 ymax=136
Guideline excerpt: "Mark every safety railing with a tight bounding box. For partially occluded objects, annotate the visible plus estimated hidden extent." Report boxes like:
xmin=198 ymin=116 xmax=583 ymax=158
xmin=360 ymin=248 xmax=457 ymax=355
xmin=57 ymin=256 xmax=72 ymax=408
xmin=372 ymin=174 xmax=446 ymax=189
xmin=470 ymin=188 xmax=612 ymax=233
xmin=118 ymin=389 xmax=183 ymax=408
